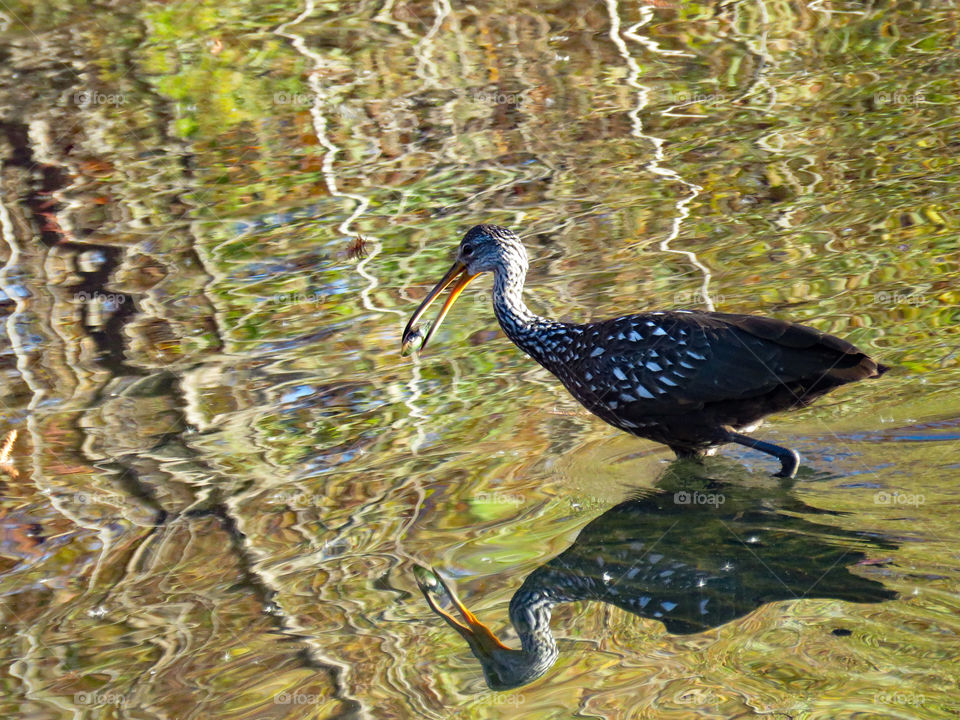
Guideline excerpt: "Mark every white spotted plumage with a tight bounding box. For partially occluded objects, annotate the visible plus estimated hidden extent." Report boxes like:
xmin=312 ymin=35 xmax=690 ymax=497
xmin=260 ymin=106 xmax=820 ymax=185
xmin=435 ymin=224 xmax=883 ymax=474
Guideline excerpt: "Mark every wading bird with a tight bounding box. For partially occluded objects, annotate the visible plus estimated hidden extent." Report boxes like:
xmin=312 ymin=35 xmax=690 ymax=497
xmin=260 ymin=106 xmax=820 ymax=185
xmin=415 ymin=470 xmax=897 ymax=689
xmin=402 ymin=225 xmax=887 ymax=477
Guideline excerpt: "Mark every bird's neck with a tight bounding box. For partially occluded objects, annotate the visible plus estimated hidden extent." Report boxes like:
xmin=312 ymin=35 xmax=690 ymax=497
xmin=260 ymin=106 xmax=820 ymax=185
xmin=504 ymin=586 xmax=561 ymax=682
xmin=492 ymin=264 xmax=554 ymax=354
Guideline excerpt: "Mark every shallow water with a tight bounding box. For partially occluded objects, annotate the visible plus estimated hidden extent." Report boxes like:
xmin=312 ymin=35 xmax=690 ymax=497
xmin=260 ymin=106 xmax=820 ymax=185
xmin=0 ymin=1 xmax=958 ymax=718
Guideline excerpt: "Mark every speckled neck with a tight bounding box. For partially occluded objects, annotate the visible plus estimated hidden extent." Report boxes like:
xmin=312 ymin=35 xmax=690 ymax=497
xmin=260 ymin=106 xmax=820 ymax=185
xmin=492 ymin=261 xmax=537 ymax=337
xmin=491 ymin=249 xmax=563 ymax=360
xmin=504 ymin=586 xmax=561 ymax=683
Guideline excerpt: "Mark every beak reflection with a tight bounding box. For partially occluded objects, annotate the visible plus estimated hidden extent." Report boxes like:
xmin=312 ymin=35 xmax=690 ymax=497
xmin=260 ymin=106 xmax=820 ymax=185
xmin=413 ymin=564 xmax=509 ymax=658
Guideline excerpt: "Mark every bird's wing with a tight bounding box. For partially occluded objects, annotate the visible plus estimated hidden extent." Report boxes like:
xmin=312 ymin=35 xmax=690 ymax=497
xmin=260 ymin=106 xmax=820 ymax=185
xmin=566 ymin=311 xmax=873 ymax=413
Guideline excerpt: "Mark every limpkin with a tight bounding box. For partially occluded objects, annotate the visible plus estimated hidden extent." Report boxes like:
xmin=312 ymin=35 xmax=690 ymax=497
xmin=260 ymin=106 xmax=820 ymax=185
xmin=415 ymin=469 xmax=897 ymax=689
xmin=402 ymin=225 xmax=887 ymax=477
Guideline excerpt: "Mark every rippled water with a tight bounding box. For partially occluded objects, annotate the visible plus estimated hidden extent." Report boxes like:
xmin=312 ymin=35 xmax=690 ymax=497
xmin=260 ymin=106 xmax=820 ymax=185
xmin=0 ymin=1 xmax=958 ymax=718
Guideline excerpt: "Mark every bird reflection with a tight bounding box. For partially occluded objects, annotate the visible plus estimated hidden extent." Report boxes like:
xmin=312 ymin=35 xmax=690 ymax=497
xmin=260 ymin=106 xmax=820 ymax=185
xmin=415 ymin=467 xmax=897 ymax=690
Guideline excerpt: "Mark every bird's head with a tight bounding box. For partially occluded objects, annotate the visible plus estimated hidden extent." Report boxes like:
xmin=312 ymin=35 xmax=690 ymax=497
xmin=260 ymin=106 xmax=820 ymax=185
xmin=457 ymin=224 xmax=525 ymax=275
xmin=401 ymin=225 xmax=527 ymax=355
xmin=413 ymin=564 xmax=549 ymax=690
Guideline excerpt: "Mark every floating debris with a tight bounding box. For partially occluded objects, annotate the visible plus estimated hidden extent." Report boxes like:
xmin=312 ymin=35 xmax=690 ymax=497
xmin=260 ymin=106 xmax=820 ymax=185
xmin=346 ymin=233 xmax=370 ymax=260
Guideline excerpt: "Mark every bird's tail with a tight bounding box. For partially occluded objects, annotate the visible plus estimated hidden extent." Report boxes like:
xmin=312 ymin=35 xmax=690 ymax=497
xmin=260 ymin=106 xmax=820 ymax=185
xmin=827 ymin=353 xmax=889 ymax=384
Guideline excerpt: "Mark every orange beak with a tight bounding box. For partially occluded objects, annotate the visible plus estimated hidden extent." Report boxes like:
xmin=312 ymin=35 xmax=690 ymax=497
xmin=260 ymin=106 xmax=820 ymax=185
xmin=413 ymin=564 xmax=510 ymax=657
xmin=401 ymin=261 xmax=481 ymax=355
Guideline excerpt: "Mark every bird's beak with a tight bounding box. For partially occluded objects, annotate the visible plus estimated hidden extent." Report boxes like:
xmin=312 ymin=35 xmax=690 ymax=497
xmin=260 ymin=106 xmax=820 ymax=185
xmin=414 ymin=564 xmax=510 ymax=658
xmin=401 ymin=260 xmax=481 ymax=355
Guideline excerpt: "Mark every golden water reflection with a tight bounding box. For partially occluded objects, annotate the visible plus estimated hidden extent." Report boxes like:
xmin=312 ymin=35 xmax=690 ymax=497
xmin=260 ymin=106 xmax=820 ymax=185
xmin=0 ymin=0 xmax=958 ymax=718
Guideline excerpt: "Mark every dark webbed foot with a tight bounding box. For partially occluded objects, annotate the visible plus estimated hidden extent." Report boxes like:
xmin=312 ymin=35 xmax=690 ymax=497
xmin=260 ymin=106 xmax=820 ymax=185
xmin=728 ymin=432 xmax=800 ymax=478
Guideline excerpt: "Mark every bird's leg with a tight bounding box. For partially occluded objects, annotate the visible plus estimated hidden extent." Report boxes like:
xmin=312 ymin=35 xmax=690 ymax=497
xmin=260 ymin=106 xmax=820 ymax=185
xmin=669 ymin=445 xmax=702 ymax=460
xmin=727 ymin=432 xmax=800 ymax=479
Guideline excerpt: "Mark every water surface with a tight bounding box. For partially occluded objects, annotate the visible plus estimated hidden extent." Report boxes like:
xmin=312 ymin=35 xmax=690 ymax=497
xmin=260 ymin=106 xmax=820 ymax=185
xmin=0 ymin=1 xmax=958 ymax=718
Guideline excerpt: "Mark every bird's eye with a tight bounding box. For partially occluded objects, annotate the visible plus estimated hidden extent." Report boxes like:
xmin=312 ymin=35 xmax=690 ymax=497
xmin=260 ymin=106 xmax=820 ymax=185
xmin=462 ymin=245 xmax=474 ymax=257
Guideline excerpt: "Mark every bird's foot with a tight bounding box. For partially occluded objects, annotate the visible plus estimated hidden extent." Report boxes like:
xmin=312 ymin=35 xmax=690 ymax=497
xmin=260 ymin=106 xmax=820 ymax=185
xmin=728 ymin=432 xmax=800 ymax=479
xmin=772 ymin=448 xmax=800 ymax=479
